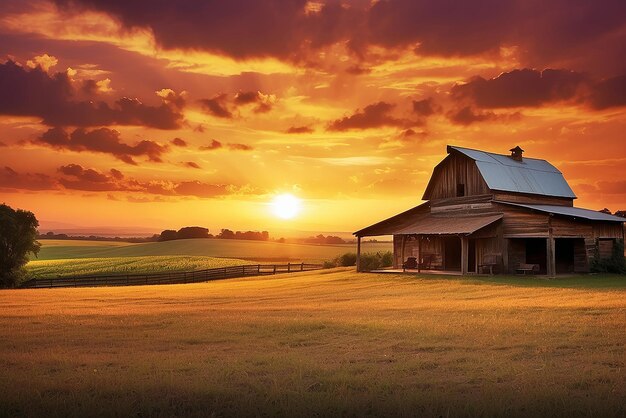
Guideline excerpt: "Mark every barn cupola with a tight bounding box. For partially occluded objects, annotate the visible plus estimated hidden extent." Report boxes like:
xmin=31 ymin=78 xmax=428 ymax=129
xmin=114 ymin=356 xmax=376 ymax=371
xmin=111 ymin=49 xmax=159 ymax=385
xmin=509 ymin=146 xmax=524 ymax=162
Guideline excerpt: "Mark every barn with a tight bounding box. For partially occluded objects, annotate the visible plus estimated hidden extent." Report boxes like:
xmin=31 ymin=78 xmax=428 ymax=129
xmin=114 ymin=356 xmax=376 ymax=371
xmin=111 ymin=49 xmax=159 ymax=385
xmin=354 ymin=145 xmax=625 ymax=276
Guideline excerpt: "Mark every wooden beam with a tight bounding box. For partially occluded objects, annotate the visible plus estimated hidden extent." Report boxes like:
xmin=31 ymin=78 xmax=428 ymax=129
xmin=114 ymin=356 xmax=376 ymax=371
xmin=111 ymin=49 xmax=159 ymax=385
xmin=461 ymin=235 xmax=469 ymax=275
xmin=356 ymin=236 xmax=361 ymax=272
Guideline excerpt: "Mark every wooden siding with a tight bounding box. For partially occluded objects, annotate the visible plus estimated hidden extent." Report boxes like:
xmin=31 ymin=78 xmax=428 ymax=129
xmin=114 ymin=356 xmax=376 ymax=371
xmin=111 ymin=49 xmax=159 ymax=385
xmin=424 ymin=153 xmax=490 ymax=200
xmin=496 ymin=203 xmax=550 ymax=237
xmin=493 ymin=192 xmax=574 ymax=207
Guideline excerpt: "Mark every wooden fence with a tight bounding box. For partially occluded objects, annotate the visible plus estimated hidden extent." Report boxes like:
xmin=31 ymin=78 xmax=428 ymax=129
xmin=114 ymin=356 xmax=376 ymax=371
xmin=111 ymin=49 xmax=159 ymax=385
xmin=20 ymin=263 xmax=324 ymax=289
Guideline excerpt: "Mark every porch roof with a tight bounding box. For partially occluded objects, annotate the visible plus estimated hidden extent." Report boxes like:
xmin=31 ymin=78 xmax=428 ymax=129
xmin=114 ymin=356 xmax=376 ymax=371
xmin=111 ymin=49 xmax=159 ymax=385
xmin=495 ymin=202 xmax=626 ymax=222
xmin=394 ymin=213 xmax=503 ymax=235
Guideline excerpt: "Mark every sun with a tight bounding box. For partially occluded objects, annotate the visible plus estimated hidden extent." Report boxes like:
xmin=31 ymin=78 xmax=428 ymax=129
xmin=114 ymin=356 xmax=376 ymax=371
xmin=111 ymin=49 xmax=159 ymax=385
xmin=270 ymin=194 xmax=302 ymax=220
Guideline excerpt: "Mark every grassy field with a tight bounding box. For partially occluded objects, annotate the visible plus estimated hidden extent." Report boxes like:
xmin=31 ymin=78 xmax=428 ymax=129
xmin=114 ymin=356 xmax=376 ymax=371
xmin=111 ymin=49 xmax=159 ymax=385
xmin=34 ymin=239 xmax=391 ymax=262
xmin=26 ymin=256 xmax=256 ymax=279
xmin=1 ymin=270 xmax=624 ymax=417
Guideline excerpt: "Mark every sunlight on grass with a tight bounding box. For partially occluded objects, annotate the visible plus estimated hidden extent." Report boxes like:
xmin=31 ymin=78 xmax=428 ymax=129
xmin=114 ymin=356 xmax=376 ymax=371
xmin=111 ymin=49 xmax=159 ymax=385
xmin=0 ymin=269 xmax=624 ymax=416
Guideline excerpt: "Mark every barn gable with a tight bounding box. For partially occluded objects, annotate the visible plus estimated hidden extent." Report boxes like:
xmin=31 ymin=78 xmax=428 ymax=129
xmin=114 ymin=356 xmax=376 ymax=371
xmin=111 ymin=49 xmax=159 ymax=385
xmin=423 ymin=145 xmax=576 ymax=201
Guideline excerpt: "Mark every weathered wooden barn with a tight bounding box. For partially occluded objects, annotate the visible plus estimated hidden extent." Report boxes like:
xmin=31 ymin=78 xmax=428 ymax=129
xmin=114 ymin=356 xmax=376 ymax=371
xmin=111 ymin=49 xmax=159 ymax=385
xmin=354 ymin=145 xmax=625 ymax=276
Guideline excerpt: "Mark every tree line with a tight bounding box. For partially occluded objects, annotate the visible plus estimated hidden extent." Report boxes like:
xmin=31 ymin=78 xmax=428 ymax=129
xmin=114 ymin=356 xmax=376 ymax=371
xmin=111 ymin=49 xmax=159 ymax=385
xmin=158 ymin=227 xmax=269 ymax=242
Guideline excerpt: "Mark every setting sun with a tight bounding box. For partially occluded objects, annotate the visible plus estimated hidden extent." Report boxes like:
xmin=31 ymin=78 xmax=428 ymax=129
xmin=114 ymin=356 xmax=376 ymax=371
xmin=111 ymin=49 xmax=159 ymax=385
xmin=270 ymin=194 xmax=302 ymax=220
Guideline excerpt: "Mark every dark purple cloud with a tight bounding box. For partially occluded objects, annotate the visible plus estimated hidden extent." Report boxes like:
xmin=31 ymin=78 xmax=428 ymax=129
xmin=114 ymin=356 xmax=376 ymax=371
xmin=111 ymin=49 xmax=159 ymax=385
xmin=0 ymin=60 xmax=184 ymax=128
xmin=57 ymin=163 xmax=120 ymax=191
xmin=451 ymin=69 xmax=588 ymax=108
xmin=588 ymin=74 xmax=626 ymax=110
xmin=199 ymin=94 xmax=232 ymax=119
xmin=52 ymin=0 xmax=625 ymax=74
xmin=328 ymin=102 xmax=408 ymax=131
xmin=0 ymin=166 xmax=57 ymax=191
xmin=37 ymin=127 xmax=169 ymax=164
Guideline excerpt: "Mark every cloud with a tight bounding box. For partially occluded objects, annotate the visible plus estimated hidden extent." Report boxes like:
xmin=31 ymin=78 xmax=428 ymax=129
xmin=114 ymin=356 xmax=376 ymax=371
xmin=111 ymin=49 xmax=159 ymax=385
xmin=199 ymin=93 xmax=232 ymax=119
xmin=446 ymin=106 xmax=520 ymax=125
xmin=26 ymin=53 xmax=58 ymax=72
xmin=0 ymin=163 xmax=251 ymax=199
xmin=57 ymin=164 xmax=120 ymax=191
xmin=170 ymin=137 xmax=187 ymax=147
xmin=37 ymin=127 xmax=169 ymax=164
xmin=0 ymin=60 xmax=184 ymax=128
xmin=0 ymin=166 xmax=57 ymax=191
xmin=183 ymin=161 xmax=201 ymax=169
xmin=412 ymin=98 xmax=437 ymax=116
xmin=173 ymin=181 xmax=228 ymax=198
xmin=451 ymin=69 xmax=588 ymax=108
xmin=287 ymin=126 xmax=314 ymax=134
xmin=588 ymin=74 xmax=626 ymax=110
xmin=199 ymin=139 xmax=223 ymax=150
xmin=227 ymin=143 xmax=253 ymax=151
xmin=51 ymin=0 xmax=625 ymax=75
xmin=234 ymin=90 xmax=276 ymax=113
xmin=328 ymin=101 xmax=407 ymax=131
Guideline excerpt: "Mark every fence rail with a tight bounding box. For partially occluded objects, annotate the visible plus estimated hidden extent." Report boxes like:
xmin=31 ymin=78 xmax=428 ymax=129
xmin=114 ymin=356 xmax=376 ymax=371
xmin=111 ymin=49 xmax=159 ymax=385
xmin=20 ymin=262 xmax=324 ymax=289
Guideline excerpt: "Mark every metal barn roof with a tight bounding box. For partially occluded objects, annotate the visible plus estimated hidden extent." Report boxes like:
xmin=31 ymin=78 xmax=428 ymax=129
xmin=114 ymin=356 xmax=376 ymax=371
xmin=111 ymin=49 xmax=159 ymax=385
xmin=496 ymin=202 xmax=626 ymax=222
xmin=448 ymin=145 xmax=577 ymax=199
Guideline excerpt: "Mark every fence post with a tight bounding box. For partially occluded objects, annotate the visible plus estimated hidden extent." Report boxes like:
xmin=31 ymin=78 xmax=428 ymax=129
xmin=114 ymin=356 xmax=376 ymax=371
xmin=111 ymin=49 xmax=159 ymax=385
xmin=301 ymin=262 xmax=304 ymax=271
xmin=258 ymin=264 xmax=261 ymax=274
xmin=287 ymin=262 xmax=290 ymax=273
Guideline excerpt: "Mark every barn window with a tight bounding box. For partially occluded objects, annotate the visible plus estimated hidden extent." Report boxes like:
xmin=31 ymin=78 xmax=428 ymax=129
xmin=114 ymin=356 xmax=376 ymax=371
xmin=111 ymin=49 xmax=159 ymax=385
xmin=456 ymin=183 xmax=465 ymax=197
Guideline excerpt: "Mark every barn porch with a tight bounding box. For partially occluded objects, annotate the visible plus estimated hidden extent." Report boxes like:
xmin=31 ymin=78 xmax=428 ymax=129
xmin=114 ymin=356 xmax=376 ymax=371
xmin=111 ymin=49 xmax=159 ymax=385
xmin=355 ymin=213 xmax=504 ymax=275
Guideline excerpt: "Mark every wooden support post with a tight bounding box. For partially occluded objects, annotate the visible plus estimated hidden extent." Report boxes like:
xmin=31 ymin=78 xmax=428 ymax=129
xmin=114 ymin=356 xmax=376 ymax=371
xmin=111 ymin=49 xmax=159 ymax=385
xmin=547 ymin=237 xmax=556 ymax=278
xmin=461 ymin=236 xmax=469 ymax=275
xmin=502 ymin=238 xmax=509 ymax=274
xmin=417 ymin=235 xmax=422 ymax=273
xmin=400 ymin=235 xmax=406 ymax=271
xmin=356 ymin=236 xmax=361 ymax=272
xmin=547 ymin=215 xmax=556 ymax=278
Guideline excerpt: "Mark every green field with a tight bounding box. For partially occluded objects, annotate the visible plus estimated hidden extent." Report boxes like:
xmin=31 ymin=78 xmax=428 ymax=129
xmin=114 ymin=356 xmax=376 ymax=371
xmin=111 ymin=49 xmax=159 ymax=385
xmin=1 ymin=270 xmax=624 ymax=417
xmin=34 ymin=238 xmax=390 ymax=262
xmin=27 ymin=256 xmax=255 ymax=279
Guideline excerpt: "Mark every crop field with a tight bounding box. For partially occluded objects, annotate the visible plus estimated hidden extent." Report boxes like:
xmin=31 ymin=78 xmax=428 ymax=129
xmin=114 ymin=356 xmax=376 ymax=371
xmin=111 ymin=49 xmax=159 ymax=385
xmin=26 ymin=256 xmax=255 ymax=279
xmin=1 ymin=270 xmax=624 ymax=417
xmin=34 ymin=239 xmax=390 ymax=262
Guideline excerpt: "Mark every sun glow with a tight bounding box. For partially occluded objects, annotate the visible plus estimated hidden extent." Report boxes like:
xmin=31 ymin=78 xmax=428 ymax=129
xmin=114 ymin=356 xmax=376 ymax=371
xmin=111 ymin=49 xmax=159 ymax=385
xmin=270 ymin=194 xmax=302 ymax=220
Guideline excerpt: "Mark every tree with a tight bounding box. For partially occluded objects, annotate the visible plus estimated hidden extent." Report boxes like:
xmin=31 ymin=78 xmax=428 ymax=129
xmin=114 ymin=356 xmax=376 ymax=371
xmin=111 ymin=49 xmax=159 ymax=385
xmin=158 ymin=229 xmax=178 ymax=241
xmin=0 ymin=204 xmax=40 ymax=287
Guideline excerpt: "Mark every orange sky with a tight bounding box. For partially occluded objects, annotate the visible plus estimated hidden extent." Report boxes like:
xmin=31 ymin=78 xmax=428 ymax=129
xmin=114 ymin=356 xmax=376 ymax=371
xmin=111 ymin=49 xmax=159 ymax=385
xmin=0 ymin=0 xmax=625 ymax=235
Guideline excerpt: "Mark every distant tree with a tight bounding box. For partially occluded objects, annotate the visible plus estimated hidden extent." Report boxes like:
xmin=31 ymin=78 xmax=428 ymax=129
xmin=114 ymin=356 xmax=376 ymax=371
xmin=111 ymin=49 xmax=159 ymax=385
xmin=218 ymin=229 xmax=235 ymax=239
xmin=177 ymin=226 xmax=210 ymax=239
xmin=615 ymin=210 xmax=626 ymax=218
xmin=261 ymin=231 xmax=269 ymax=241
xmin=599 ymin=208 xmax=612 ymax=214
xmin=159 ymin=229 xmax=178 ymax=241
xmin=324 ymin=235 xmax=345 ymax=244
xmin=0 ymin=204 xmax=40 ymax=287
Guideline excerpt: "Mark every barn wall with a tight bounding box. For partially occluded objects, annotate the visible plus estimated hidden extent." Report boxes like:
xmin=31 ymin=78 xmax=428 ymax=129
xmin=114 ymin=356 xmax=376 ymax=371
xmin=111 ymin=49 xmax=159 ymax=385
xmin=497 ymin=204 xmax=549 ymax=237
xmin=426 ymin=153 xmax=490 ymax=200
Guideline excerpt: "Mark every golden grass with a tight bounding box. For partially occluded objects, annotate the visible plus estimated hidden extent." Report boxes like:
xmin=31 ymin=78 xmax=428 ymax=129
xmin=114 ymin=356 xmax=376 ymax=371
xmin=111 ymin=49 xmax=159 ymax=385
xmin=0 ymin=270 xmax=624 ymax=417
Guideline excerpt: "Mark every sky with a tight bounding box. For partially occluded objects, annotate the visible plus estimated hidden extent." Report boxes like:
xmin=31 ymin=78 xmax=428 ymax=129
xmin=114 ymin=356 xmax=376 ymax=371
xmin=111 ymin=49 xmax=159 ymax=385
xmin=0 ymin=0 xmax=625 ymax=236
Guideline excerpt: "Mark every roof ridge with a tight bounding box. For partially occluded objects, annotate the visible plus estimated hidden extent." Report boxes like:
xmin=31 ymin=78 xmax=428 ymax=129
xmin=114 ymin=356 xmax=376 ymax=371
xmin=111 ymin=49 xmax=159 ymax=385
xmin=448 ymin=144 xmax=548 ymax=163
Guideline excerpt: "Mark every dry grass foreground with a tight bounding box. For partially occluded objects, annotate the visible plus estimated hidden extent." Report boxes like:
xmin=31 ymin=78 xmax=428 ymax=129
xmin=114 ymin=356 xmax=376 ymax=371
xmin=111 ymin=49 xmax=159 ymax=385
xmin=0 ymin=270 xmax=624 ymax=417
